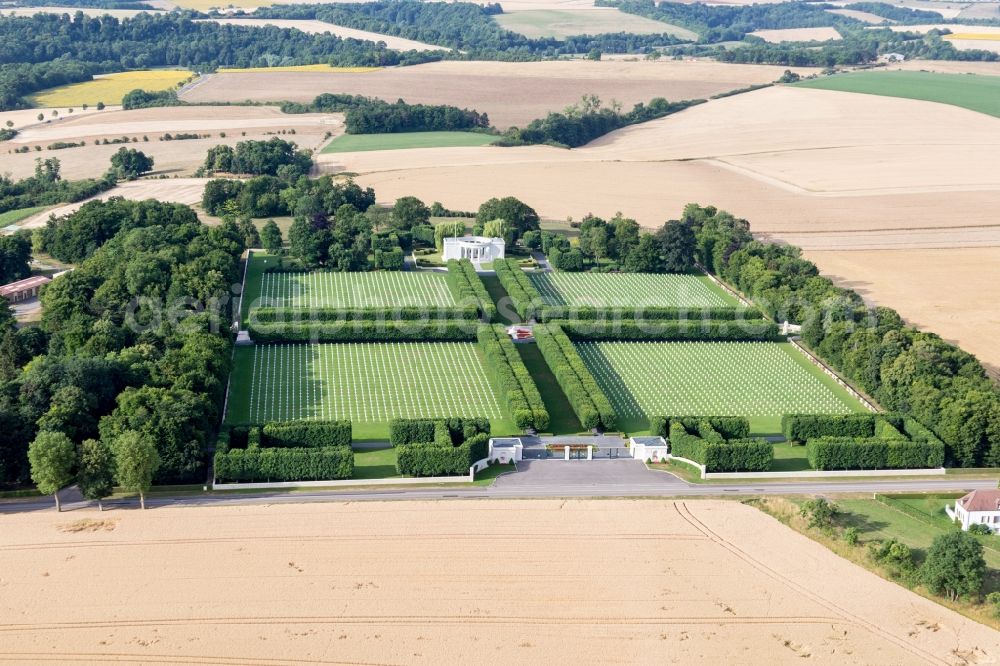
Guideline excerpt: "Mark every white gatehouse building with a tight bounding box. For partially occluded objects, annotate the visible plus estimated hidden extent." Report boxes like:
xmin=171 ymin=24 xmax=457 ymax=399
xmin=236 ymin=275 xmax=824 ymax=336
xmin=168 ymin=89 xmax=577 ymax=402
xmin=442 ymin=236 xmax=505 ymax=262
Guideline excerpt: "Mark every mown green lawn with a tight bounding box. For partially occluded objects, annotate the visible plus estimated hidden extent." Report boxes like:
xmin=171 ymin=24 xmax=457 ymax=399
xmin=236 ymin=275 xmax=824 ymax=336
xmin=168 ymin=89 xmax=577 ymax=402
xmin=352 ymin=447 xmax=399 ymax=479
xmin=795 ymin=70 xmax=1000 ymax=118
xmin=322 ymin=131 xmax=498 ymax=153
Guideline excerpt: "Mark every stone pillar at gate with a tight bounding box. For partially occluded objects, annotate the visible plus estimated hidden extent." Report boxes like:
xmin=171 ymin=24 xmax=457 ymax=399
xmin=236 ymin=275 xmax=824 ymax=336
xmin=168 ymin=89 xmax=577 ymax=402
xmin=564 ymin=446 xmax=570 ymax=461
xmin=587 ymin=446 xmax=593 ymax=460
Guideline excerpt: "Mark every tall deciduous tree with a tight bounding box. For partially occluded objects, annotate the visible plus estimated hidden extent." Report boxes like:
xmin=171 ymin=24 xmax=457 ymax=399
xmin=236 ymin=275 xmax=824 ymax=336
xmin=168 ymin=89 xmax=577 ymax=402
xmin=109 ymin=147 xmax=154 ymax=180
xmin=623 ymin=234 xmax=661 ymax=273
xmin=113 ymin=430 xmax=159 ymax=510
xmin=392 ymin=196 xmax=430 ymax=230
xmin=78 ymin=438 xmax=114 ymax=511
xmin=475 ymin=197 xmax=538 ymax=242
xmin=657 ymin=220 xmax=696 ymax=273
xmin=260 ymin=220 xmax=283 ymax=253
xmin=28 ymin=431 xmax=76 ymax=511
xmin=921 ymin=531 xmax=986 ymax=601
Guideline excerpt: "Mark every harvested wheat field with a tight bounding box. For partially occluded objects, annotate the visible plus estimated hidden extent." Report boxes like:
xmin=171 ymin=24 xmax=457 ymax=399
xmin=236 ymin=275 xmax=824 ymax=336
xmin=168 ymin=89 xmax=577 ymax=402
xmin=339 ymin=86 xmax=1000 ymax=223
xmin=826 ymin=7 xmax=889 ymax=23
xmin=0 ymin=499 xmax=996 ymax=664
xmin=892 ymin=59 xmax=1000 ymax=75
xmin=749 ymin=27 xmax=843 ymax=42
xmin=181 ymin=59 xmax=822 ymax=128
xmin=806 ymin=247 xmax=1000 ymax=378
xmin=199 ymin=17 xmax=448 ymax=51
xmin=16 ymin=179 xmax=211 ymax=230
xmin=1 ymin=5 xmax=158 ymax=18
xmin=3 ymin=106 xmax=342 ymax=180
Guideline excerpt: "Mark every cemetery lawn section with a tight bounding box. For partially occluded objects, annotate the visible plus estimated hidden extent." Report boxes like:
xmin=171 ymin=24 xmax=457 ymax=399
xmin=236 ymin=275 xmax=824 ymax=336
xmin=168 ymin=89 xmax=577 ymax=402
xmin=528 ymin=272 xmax=741 ymax=308
xmin=795 ymin=70 xmax=1000 ymax=119
xmin=225 ymin=342 xmax=516 ymax=440
xmin=322 ymin=131 xmax=498 ymax=153
xmin=577 ymin=340 xmax=866 ymax=434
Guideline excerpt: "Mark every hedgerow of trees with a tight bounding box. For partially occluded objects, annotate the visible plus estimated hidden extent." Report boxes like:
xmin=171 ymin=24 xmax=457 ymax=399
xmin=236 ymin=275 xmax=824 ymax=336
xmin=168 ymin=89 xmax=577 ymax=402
xmin=282 ymin=94 xmax=490 ymax=134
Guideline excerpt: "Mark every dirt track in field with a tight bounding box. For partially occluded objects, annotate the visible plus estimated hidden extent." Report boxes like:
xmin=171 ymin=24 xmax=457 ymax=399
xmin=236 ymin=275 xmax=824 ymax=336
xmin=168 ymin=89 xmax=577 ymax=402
xmin=179 ymin=59 xmax=823 ymax=128
xmin=0 ymin=499 xmax=995 ymax=664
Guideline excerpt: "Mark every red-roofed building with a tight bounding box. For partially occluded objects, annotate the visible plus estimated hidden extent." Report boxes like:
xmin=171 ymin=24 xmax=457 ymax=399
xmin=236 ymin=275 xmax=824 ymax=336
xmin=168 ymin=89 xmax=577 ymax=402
xmin=947 ymin=489 xmax=1000 ymax=533
xmin=0 ymin=275 xmax=50 ymax=304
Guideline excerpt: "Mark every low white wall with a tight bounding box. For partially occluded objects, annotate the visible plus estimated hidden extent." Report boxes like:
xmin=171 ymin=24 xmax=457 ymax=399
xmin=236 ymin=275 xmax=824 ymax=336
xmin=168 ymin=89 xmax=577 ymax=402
xmin=703 ymin=467 xmax=946 ymax=480
xmin=213 ymin=474 xmax=472 ymax=490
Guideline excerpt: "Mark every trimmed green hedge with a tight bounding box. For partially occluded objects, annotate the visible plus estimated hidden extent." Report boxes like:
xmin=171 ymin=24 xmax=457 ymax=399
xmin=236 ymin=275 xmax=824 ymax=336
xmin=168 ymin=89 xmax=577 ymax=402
xmin=494 ymin=258 xmax=541 ymax=321
xmin=446 ymin=259 xmax=497 ymax=322
xmin=558 ymin=320 xmax=781 ymax=341
xmin=781 ymin=413 xmax=878 ymax=442
xmin=262 ymin=420 xmax=351 ymax=448
xmin=806 ymin=437 xmax=945 ymax=470
xmin=650 ymin=415 xmax=750 ymax=440
xmin=667 ymin=421 xmax=771 ymax=472
xmin=533 ymin=324 xmax=618 ymax=430
xmin=538 ymin=306 xmax=763 ymax=322
xmin=477 ymin=324 xmax=549 ymax=430
xmin=249 ymin=320 xmax=477 ymax=342
xmin=389 ymin=417 xmax=491 ymax=447
xmin=252 ymin=305 xmax=479 ymax=323
xmin=214 ymin=446 xmax=354 ymax=482
xmin=395 ymin=433 xmax=490 ymax=477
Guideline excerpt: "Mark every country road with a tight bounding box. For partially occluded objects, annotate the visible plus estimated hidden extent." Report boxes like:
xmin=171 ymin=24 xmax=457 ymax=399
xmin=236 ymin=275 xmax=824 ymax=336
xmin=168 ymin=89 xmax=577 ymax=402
xmin=2 ymin=460 xmax=996 ymax=513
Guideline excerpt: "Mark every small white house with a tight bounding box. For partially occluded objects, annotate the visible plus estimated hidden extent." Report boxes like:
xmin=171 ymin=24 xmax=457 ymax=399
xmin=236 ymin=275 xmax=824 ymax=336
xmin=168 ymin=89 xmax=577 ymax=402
xmin=442 ymin=236 xmax=505 ymax=262
xmin=946 ymin=489 xmax=1000 ymax=533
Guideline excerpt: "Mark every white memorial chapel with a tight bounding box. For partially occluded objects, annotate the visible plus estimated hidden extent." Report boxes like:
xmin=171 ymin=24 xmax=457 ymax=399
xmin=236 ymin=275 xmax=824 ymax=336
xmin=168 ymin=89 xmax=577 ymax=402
xmin=442 ymin=236 xmax=505 ymax=262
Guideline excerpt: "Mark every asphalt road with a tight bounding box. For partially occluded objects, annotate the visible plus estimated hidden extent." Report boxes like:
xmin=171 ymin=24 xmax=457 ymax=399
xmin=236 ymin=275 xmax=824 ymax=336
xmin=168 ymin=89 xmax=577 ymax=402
xmin=3 ymin=470 xmax=996 ymax=514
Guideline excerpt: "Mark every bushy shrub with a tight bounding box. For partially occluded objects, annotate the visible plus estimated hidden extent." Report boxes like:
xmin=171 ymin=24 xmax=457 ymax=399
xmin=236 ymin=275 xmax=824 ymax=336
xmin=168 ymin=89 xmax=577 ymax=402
xmin=373 ymin=246 xmax=405 ymax=270
xmin=782 ymin=414 xmax=878 ymax=442
xmin=247 ymin=427 xmax=262 ymax=449
xmin=874 ymin=418 xmax=907 ymax=441
xmin=262 ymin=420 xmax=351 ymax=448
xmin=389 ymin=417 xmax=490 ymax=447
xmin=214 ymin=446 xmax=353 ymax=482
xmin=533 ymin=325 xmax=602 ymax=429
xmin=806 ymin=437 xmax=942 ymax=470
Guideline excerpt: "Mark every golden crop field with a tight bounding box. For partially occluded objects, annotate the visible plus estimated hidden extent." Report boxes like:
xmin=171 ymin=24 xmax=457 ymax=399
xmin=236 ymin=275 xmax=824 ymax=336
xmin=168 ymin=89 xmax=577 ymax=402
xmin=947 ymin=33 xmax=1000 ymax=40
xmin=29 ymin=70 xmax=192 ymax=107
xmin=216 ymin=65 xmax=381 ymax=74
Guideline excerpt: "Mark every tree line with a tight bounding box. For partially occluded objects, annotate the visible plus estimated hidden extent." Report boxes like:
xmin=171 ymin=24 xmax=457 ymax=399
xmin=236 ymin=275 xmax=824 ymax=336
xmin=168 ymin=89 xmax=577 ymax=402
xmin=281 ymin=93 xmax=490 ymax=134
xmin=252 ymin=1 xmax=689 ymax=58
xmin=500 ymin=95 xmax=704 ymax=148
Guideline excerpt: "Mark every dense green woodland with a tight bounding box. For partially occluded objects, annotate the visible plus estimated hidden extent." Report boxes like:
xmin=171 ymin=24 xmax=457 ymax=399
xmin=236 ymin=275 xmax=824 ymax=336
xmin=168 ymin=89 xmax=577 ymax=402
xmin=0 ymin=158 xmax=116 ymax=216
xmin=0 ymin=12 xmax=437 ymax=110
xmin=0 ymin=199 xmax=245 ymax=486
xmin=252 ymin=1 xmax=687 ymax=57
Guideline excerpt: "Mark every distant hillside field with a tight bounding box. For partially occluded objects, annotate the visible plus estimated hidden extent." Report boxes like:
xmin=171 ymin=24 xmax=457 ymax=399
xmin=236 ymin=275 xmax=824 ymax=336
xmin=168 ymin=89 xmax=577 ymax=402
xmin=493 ymin=8 xmax=698 ymax=40
xmin=29 ymin=70 xmax=191 ymax=108
xmin=322 ymin=131 xmax=498 ymax=153
xmin=795 ymin=70 xmax=1000 ymax=118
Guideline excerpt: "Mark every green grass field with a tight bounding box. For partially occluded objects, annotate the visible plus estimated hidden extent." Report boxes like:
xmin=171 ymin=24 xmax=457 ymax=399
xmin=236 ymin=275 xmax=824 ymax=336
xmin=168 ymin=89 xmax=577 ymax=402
xmin=352 ymin=446 xmax=399 ymax=479
xmin=795 ymin=70 xmax=1000 ymax=118
xmin=225 ymin=342 xmax=514 ymax=439
xmin=529 ymin=272 xmax=741 ymax=309
xmin=577 ymin=340 xmax=866 ymax=434
xmin=493 ymin=9 xmax=697 ymax=40
xmin=322 ymin=131 xmax=498 ymax=153
xmin=0 ymin=206 xmax=48 ymax=229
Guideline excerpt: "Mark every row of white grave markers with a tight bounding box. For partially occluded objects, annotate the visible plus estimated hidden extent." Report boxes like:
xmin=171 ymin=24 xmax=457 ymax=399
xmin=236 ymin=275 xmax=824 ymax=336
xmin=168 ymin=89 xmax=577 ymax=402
xmin=246 ymin=342 xmax=503 ymax=424
xmin=258 ymin=271 xmax=455 ymax=310
xmin=528 ymin=272 xmax=735 ymax=309
xmin=577 ymin=341 xmax=857 ymax=418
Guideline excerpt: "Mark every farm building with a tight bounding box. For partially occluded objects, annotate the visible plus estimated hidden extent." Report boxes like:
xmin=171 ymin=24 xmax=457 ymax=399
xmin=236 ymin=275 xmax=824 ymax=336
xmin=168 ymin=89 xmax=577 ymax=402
xmin=442 ymin=236 xmax=505 ymax=262
xmin=0 ymin=275 xmax=50 ymax=303
xmin=946 ymin=489 xmax=1000 ymax=533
